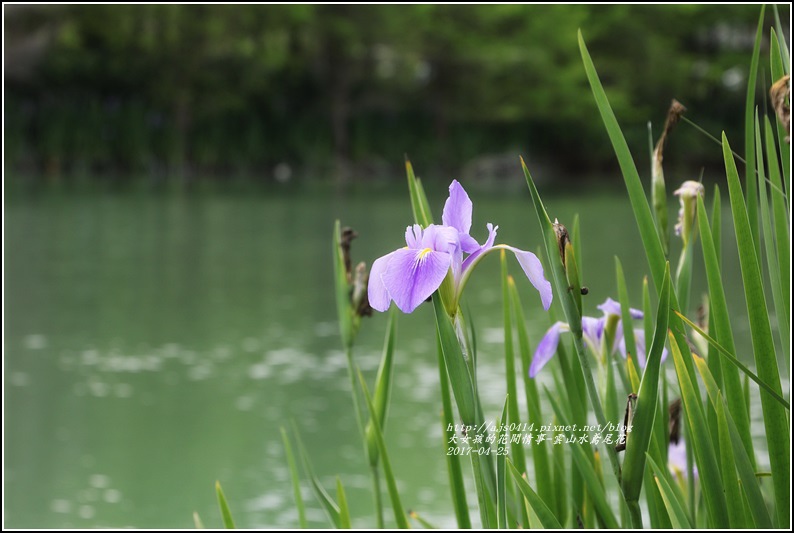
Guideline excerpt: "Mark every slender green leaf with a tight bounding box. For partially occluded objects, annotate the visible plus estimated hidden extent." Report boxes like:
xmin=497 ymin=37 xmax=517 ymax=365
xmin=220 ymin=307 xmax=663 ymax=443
xmin=622 ymin=263 xmax=670 ymax=502
xmin=522 ymin=156 xmax=622 ymax=485
xmin=579 ymin=31 xmax=707 ymax=423
xmin=772 ymin=6 xmax=790 ymax=73
xmin=570 ymin=443 xmax=620 ymax=529
xmin=509 ymin=278 xmax=554 ymax=513
xmin=770 ymin=27 xmax=791 ymax=188
xmin=550 ymin=427 xmax=569 ymax=527
xmin=710 ymin=185 xmax=722 ymax=262
xmin=668 ymin=331 xmax=729 ymax=527
xmin=507 ymin=460 xmax=563 ymax=529
xmin=193 ymin=511 xmax=204 ymax=529
xmin=333 ymin=220 xmax=354 ymax=349
xmin=706 ymin=187 xmax=725 ymax=406
xmin=674 ymin=240 xmax=694 ymax=315
xmin=678 ymin=312 xmax=790 ymax=411
xmin=545 ymin=391 xmax=620 ymax=529
xmin=743 ymin=6 xmax=765 ymax=262
xmin=572 ymin=214 xmax=583 ymax=276
xmin=436 ymin=334 xmax=471 ymax=529
xmin=764 ymin=117 xmax=790 ymax=340
xmin=415 ymin=174 xmax=435 ymax=226
xmin=496 ymin=396 xmax=509 ymax=529
xmin=715 ymin=392 xmax=748 ymax=528
xmin=472 ymin=451 xmax=498 ymax=529
xmin=336 ymin=477 xmax=352 ymax=529
xmin=695 ymin=195 xmax=754 ymax=459
xmin=646 ymin=455 xmax=693 ymax=528
xmin=405 ymin=159 xmax=433 ymax=227
xmin=500 ymin=255 xmax=528 ymax=476
xmin=432 ymin=297 xmax=476 ymax=425
xmin=357 ymin=371 xmax=410 ymax=529
xmin=642 ymin=276 xmax=652 ymax=368
xmin=756 ymin=113 xmax=789 ymax=373
xmin=693 ymin=356 xmax=773 ymax=528
xmin=294 ymin=425 xmax=343 ymax=528
xmin=215 ymin=481 xmax=236 ymax=530
xmin=579 ymin=30 xmax=666 ymax=290
xmin=722 ymin=133 xmax=790 ymax=526
xmin=500 ymin=256 xmax=529 ymax=528
xmin=615 ymin=257 xmax=639 ymax=379
xmin=365 ymin=308 xmax=398 ymax=466
xmin=280 ymin=427 xmax=308 ymax=528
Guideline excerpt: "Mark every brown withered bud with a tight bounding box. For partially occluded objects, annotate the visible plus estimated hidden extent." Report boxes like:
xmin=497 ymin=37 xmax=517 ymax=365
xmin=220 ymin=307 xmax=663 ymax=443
xmin=654 ymin=99 xmax=687 ymax=165
xmin=616 ymin=393 xmax=638 ymax=453
xmin=770 ymin=74 xmax=790 ymax=143
xmin=553 ymin=218 xmax=570 ymax=269
xmin=669 ymin=398 xmax=682 ymax=444
xmin=664 ymin=99 xmax=687 ymax=132
xmin=352 ymin=262 xmax=373 ymax=318
xmin=340 ymin=227 xmax=358 ymax=282
xmin=696 ymin=302 xmax=708 ymax=330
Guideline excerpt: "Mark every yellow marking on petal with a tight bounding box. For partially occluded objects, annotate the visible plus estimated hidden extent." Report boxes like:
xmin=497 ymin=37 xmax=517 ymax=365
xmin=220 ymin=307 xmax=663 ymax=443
xmin=418 ymin=247 xmax=433 ymax=259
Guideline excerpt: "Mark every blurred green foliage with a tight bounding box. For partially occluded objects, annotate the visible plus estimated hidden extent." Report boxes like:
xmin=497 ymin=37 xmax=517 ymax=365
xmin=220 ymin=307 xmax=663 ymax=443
xmin=4 ymin=4 xmax=786 ymax=184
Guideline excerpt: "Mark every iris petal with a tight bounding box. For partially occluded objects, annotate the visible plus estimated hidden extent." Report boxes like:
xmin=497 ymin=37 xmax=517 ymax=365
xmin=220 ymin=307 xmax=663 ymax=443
xmin=597 ymin=297 xmax=643 ymax=319
xmin=582 ymin=316 xmax=604 ymax=348
xmin=421 ymin=224 xmax=460 ymax=254
xmin=462 ymin=223 xmax=498 ymax=272
xmin=404 ymin=224 xmax=422 ymax=248
xmin=616 ymin=328 xmax=667 ymax=368
xmin=381 ymin=247 xmax=452 ymax=313
xmin=442 ymin=180 xmax=473 ymax=235
xmin=459 ymin=233 xmax=480 ymax=254
xmin=530 ymin=322 xmax=566 ymax=377
xmin=367 ymin=251 xmax=395 ymax=312
xmin=508 ymin=247 xmax=553 ymax=310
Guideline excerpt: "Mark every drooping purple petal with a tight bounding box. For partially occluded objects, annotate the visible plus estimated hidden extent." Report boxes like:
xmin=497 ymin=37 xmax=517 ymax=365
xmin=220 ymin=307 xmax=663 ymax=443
xmin=442 ymin=180 xmax=473 ymax=235
xmin=380 ymin=247 xmax=452 ymax=313
xmin=508 ymin=247 xmax=553 ymax=310
xmin=530 ymin=322 xmax=567 ymax=377
xmin=462 ymin=223 xmax=498 ymax=272
xmin=368 ymin=251 xmax=396 ymax=312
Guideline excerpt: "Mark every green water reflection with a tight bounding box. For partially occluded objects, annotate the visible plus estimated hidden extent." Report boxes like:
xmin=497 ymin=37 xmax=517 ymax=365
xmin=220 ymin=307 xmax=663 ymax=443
xmin=5 ymin=187 xmax=754 ymax=528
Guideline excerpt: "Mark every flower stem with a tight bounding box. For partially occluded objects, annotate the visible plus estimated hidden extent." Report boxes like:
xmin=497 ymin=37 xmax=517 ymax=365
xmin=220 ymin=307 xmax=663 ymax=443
xmin=371 ymin=465 xmax=384 ymax=529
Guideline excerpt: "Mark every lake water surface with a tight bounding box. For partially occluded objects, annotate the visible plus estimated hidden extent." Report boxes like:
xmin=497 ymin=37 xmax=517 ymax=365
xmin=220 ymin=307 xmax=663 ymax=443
xmin=4 ymin=185 xmax=762 ymax=528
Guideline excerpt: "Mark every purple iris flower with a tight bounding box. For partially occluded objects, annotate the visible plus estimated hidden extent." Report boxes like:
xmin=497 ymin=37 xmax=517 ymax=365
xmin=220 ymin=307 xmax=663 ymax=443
xmin=529 ymin=297 xmax=668 ymax=377
xmin=368 ymin=180 xmax=553 ymax=314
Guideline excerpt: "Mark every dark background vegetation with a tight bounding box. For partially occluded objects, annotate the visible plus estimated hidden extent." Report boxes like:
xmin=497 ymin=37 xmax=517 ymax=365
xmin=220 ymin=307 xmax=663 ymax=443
xmin=4 ymin=4 xmax=788 ymax=187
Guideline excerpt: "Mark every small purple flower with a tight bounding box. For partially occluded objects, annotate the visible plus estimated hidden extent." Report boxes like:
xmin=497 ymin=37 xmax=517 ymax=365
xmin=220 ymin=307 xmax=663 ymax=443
xmin=668 ymin=439 xmax=698 ymax=481
xmin=368 ymin=180 xmax=553 ymax=314
xmin=529 ymin=297 xmax=667 ymax=377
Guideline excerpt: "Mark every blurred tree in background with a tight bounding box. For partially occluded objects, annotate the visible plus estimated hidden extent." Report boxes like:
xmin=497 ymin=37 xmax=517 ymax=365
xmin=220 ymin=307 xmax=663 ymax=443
xmin=3 ymin=4 xmax=787 ymax=186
